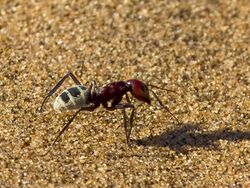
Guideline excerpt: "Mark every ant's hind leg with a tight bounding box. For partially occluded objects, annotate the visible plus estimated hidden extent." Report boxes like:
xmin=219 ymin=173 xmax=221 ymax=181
xmin=42 ymin=105 xmax=97 ymax=156
xmin=41 ymin=108 xmax=82 ymax=156
xmin=39 ymin=71 xmax=81 ymax=112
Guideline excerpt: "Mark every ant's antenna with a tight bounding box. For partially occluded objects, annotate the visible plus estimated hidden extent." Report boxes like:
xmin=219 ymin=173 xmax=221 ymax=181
xmin=149 ymin=89 xmax=180 ymax=124
xmin=147 ymin=84 xmax=179 ymax=95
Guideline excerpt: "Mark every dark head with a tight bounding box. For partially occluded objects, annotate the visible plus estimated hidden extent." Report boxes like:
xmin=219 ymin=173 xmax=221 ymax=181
xmin=127 ymin=79 xmax=151 ymax=104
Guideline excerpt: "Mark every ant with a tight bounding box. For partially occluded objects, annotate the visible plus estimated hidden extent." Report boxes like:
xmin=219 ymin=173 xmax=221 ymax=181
xmin=39 ymin=71 xmax=179 ymax=155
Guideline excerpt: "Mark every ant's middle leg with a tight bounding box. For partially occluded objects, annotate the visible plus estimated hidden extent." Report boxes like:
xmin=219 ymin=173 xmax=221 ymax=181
xmin=125 ymin=94 xmax=135 ymax=125
xmin=106 ymin=103 xmax=135 ymax=146
xmin=121 ymin=108 xmax=129 ymax=145
xmin=125 ymin=94 xmax=136 ymax=142
xmin=39 ymin=71 xmax=81 ymax=112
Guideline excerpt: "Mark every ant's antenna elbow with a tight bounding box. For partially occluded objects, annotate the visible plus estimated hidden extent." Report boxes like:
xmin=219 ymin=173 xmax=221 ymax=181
xmin=149 ymin=89 xmax=180 ymax=124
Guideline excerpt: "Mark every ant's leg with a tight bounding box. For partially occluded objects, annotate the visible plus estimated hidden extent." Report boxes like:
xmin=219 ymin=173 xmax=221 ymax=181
xmin=42 ymin=105 xmax=96 ymax=156
xmin=39 ymin=71 xmax=81 ymax=112
xmin=125 ymin=94 xmax=136 ymax=142
xmin=125 ymin=94 xmax=135 ymax=125
xmin=88 ymin=80 xmax=99 ymax=98
xmin=92 ymin=80 xmax=99 ymax=95
xmin=125 ymin=93 xmax=131 ymax=103
xmin=106 ymin=103 xmax=135 ymax=146
xmin=149 ymin=89 xmax=180 ymax=124
xmin=42 ymin=109 xmax=82 ymax=156
xmin=121 ymin=108 xmax=129 ymax=145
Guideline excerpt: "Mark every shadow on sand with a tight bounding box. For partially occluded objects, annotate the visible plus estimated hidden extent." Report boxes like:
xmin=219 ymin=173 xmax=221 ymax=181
xmin=134 ymin=123 xmax=250 ymax=153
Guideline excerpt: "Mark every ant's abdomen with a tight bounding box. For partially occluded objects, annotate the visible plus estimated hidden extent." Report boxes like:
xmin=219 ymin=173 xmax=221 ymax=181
xmin=53 ymin=85 xmax=91 ymax=112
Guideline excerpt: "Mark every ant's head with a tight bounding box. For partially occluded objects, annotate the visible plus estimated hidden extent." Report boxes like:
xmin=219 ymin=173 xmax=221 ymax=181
xmin=127 ymin=79 xmax=151 ymax=104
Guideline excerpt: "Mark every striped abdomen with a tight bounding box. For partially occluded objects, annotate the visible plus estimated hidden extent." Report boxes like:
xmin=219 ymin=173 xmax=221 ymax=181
xmin=53 ymin=85 xmax=91 ymax=112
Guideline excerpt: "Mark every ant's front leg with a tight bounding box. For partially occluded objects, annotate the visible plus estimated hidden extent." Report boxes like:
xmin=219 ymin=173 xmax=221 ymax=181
xmin=39 ymin=71 xmax=81 ymax=112
xmin=149 ymin=89 xmax=180 ymax=124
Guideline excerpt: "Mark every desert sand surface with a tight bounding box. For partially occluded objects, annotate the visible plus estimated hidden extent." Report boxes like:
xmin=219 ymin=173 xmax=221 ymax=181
xmin=0 ymin=0 xmax=249 ymax=187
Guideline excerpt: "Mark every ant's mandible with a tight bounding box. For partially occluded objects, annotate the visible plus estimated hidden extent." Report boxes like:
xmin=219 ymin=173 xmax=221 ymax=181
xmin=39 ymin=71 xmax=179 ymax=155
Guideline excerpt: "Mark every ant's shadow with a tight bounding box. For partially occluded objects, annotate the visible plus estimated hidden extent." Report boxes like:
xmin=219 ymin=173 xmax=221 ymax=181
xmin=134 ymin=123 xmax=250 ymax=152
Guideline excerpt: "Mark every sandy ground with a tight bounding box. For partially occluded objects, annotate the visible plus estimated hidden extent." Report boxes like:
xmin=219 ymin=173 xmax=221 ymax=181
xmin=0 ymin=0 xmax=249 ymax=187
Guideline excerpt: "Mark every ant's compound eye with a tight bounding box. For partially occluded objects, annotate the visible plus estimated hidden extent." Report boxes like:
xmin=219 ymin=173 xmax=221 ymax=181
xmin=140 ymin=84 xmax=147 ymax=92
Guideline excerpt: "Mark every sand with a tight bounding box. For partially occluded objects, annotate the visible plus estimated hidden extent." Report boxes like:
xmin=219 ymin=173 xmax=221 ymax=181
xmin=0 ymin=0 xmax=249 ymax=187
